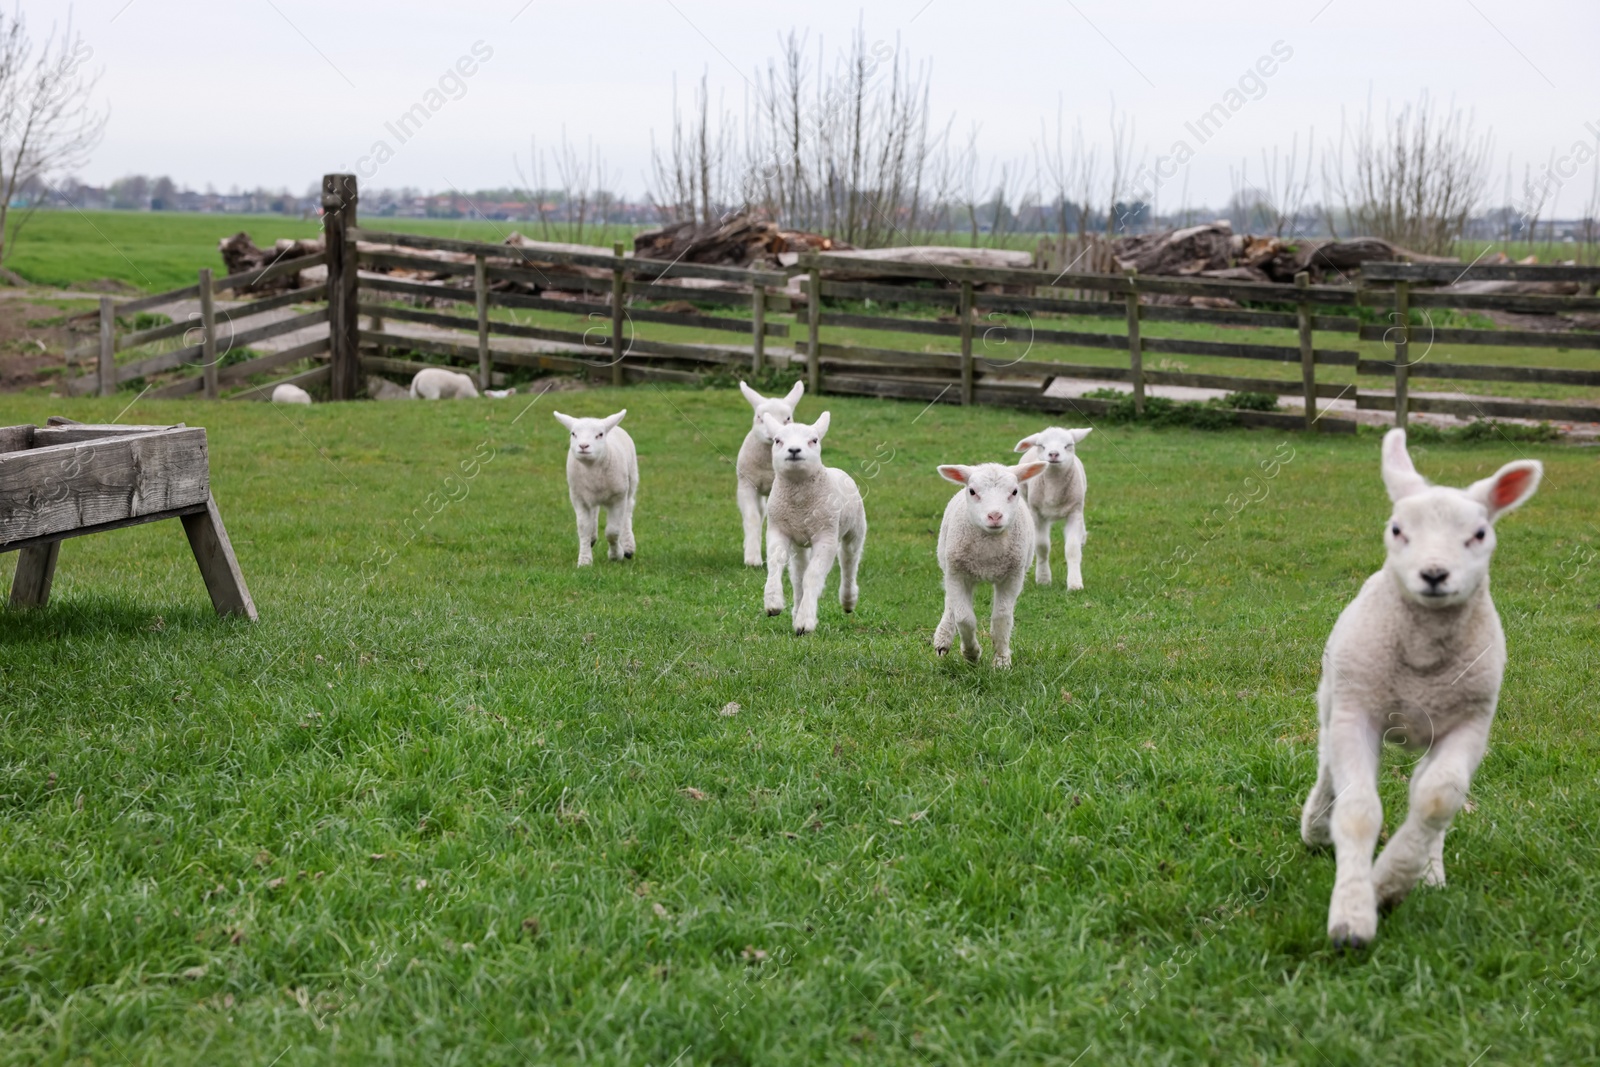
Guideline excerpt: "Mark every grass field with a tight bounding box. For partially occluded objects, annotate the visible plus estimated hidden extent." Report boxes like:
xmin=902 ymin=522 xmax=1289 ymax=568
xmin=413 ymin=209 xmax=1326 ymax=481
xmin=1 ymin=388 xmax=1596 ymax=1064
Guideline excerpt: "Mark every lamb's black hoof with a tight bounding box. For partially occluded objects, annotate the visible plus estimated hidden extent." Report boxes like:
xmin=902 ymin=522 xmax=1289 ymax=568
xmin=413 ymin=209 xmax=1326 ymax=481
xmin=766 ymin=608 xmax=782 ymax=617
xmin=624 ymin=551 xmax=633 ymax=559
xmin=1328 ymin=924 xmax=1371 ymax=951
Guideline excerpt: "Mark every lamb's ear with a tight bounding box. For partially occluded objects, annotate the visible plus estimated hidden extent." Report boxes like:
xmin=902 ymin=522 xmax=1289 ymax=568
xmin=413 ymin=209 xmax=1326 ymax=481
xmin=783 ymin=380 xmax=805 ymax=408
xmin=759 ymin=412 xmax=785 ymax=437
xmin=937 ymin=464 xmax=970 ymax=485
xmin=1381 ymin=429 xmax=1426 ymax=502
xmin=1067 ymin=427 xmax=1093 ymax=444
xmin=553 ymin=411 xmax=575 ymax=430
xmin=739 ymin=380 xmax=764 ymax=409
xmin=1468 ymin=460 xmax=1542 ymax=521
xmin=1013 ymin=435 xmax=1037 ymax=454
xmin=602 ymin=409 xmax=627 ymax=431
xmin=812 ymin=411 xmax=830 ymax=438
xmin=1014 ymin=461 xmax=1046 ymax=483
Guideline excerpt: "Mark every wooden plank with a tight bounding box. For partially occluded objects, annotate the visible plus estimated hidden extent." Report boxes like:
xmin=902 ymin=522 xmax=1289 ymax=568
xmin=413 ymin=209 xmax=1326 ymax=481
xmin=228 ymin=364 xmax=331 ymax=402
xmin=475 ymin=254 xmax=491 ymax=391
xmin=200 ymin=268 xmax=219 ymax=399
xmin=959 ymin=280 xmax=975 ymax=406
xmin=219 ymin=336 xmax=332 ymax=384
xmin=1394 ymin=282 xmax=1411 ymax=427
xmin=1140 ymin=336 xmax=1361 ymax=366
xmin=751 ymin=285 xmax=766 ymax=373
xmin=358 ymin=332 xmax=589 ymax=376
xmin=31 ymin=423 xmax=182 ymax=446
xmin=807 ymin=265 xmax=821 ymax=395
xmin=1356 ymin=393 xmax=1600 ymax=422
xmin=1356 ymin=324 xmax=1600 ymax=349
xmin=214 ymin=250 xmax=328 ymax=294
xmin=0 ymin=428 xmax=211 ymax=547
xmin=1358 ymin=289 xmax=1600 ymax=314
xmin=323 ymin=173 xmax=360 ymax=400
xmin=0 ymin=502 xmax=206 ymax=555
xmin=8 ymin=540 xmax=60 ymax=608
xmin=610 ymin=243 xmax=625 ymax=388
xmin=1143 ymin=369 xmax=1351 ymax=397
xmin=0 ymin=425 xmax=34 ymax=454
xmin=180 ymin=495 xmax=257 ymax=619
xmin=1126 ymin=273 xmax=1144 ymax=415
xmin=816 ymin=279 xmax=961 ymax=305
xmin=1363 ymin=262 xmax=1600 ymax=284
xmin=1296 ymin=272 xmax=1315 ymax=429
xmin=216 ymin=283 xmax=327 ymax=322
xmin=1354 ymin=359 xmax=1600 ymax=386
xmin=358 ymin=303 xmax=597 ymax=348
xmin=359 ymin=274 xmax=475 ymax=302
xmin=98 ymin=297 xmax=115 ymax=398
xmin=108 ymin=307 xmax=330 ymax=386
xmin=112 ymin=284 xmax=202 ymax=317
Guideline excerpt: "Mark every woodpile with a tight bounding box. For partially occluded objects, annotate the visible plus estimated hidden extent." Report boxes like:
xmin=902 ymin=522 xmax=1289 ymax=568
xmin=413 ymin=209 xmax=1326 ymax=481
xmin=633 ymin=214 xmax=850 ymax=269
xmin=217 ymin=233 xmax=325 ymax=293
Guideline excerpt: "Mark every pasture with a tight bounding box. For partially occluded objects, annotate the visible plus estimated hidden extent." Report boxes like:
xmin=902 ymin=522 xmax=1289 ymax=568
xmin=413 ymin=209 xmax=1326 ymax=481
xmin=0 ymin=389 xmax=1597 ymax=1064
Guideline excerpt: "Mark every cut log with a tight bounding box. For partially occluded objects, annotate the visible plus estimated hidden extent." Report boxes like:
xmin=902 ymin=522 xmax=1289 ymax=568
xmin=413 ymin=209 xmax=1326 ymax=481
xmin=218 ymin=233 xmax=325 ymax=294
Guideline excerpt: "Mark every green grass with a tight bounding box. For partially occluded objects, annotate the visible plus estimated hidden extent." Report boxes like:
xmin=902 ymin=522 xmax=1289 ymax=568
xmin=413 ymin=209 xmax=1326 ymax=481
xmin=1 ymin=389 xmax=1596 ymax=1064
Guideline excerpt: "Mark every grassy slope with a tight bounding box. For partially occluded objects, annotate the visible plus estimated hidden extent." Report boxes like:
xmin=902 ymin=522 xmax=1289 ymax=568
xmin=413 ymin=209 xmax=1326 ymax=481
xmin=0 ymin=390 xmax=1595 ymax=1064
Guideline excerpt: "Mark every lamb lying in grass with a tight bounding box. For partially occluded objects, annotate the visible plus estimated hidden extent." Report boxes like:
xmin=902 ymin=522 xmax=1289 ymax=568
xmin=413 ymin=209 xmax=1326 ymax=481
xmin=933 ymin=461 xmax=1045 ymax=667
xmin=410 ymin=367 xmax=479 ymax=400
xmin=760 ymin=411 xmax=866 ymax=634
xmin=1301 ymin=429 xmax=1542 ymax=948
xmin=735 ymin=379 xmax=805 ymax=567
xmin=486 ymin=387 xmax=516 ymax=398
xmin=555 ymin=409 xmax=638 ymax=566
xmin=1014 ymin=426 xmax=1092 ymax=589
xmin=271 ymin=383 xmax=312 ymax=405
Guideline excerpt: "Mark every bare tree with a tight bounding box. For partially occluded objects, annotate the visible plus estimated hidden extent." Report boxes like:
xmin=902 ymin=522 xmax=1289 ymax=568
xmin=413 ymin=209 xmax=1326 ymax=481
xmin=648 ymin=70 xmax=733 ymax=228
xmin=1322 ymin=93 xmax=1493 ymax=255
xmin=0 ymin=9 xmax=106 ymax=265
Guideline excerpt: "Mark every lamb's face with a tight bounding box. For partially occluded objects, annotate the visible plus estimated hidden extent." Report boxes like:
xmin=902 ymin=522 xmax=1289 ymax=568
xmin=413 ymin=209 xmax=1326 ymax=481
xmin=1015 ymin=426 xmax=1091 ymax=466
xmin=1378 ymin=428 xmax=1541 ymax=609
xmin=939 ymin=461 xmax=1045 ymax=533
xmin=741 ymin=380 xmax=803 ymax=443
xmin=1385 ymin=489 xmax=1496 ymax=607
xmin=764 ymin=411 xmax=829 ymax=474
xmin=554 ymin=409 xmax=626 ymax=464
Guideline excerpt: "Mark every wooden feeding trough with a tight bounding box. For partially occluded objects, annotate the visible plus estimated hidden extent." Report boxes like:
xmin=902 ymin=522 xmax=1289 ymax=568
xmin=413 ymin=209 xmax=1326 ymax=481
xmin=0 ymin=417 xmax=256 ymax=619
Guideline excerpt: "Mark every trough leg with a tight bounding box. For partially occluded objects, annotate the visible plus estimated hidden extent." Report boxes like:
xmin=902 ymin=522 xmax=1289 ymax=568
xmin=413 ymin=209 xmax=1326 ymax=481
xmin=180 ymin=497 xmax=258 ymax=620
xmin=8 ymin=540 xmax=62 ymax=609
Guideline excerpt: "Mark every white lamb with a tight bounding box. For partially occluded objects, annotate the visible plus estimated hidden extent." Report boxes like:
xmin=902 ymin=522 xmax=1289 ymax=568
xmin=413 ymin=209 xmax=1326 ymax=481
xmin=760 ymin=411 xmax=867 ymax=635
xmin=554 ymin=409 xmax=638 ymax=566
xmin=410 ymin=367 xmax=479 ymax=400
xmin=735 ymin=379 xmax=805 ymax=567
xmin=1013 ymin=426 xmax=1092 ymax=588
xmin=1301 ymin=429 xmax=1541 ymax=948
xmin=486 ymin=387 xmax=516 ymax=399
xmin=933 ymin=461 xmax=1046 ymax=668
xmin=271 ymin=383 xmax=312 ymax=405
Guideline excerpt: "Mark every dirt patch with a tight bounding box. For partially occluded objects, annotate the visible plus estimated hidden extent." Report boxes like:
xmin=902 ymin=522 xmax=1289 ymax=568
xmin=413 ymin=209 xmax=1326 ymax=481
xmin=0 ymin=299 xmax=82 ymax=391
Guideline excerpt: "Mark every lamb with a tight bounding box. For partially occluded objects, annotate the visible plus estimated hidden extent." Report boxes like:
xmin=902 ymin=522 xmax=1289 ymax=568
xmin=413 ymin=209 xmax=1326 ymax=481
xmin=735 ymin=379 xmax=805 ymax=566
xmin=1300 ymin=429 xmax=1541 ymax=948
xmin=933 ymin=461 xmax=1046 ymax=668
xmin=760 ymin=411 xmax=867 ymax=634
xmin=271 ymin=383 xmax=312 ymax=405
xmin=410 ymin=367 xmax=479 ymax=400
xmin=486 ymin=387 xmax=517 ymax=399
xmin=554 ymin=409 xmax=638 ymax=566
xmin=1013 ymin=426 xmax=1092 ymax=588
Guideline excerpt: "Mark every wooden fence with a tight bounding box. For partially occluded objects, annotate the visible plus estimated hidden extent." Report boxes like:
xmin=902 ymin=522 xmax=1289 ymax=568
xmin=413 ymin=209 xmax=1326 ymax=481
xmin=61 ymin=172 xmax=1600 ymax=432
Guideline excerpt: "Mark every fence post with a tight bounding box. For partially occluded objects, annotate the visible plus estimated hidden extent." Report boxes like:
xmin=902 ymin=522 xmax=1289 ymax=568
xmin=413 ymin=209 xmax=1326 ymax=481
xmin=474 ymin=254 xmax=490 ymax=391
xmin=321 ymin=173 xmax=360 ymax=400
xmin=1124 ymin=269 xmax=1144 ymax=416
xmin=807 ymin=263 xmax=821 ymax=395
xmin=959 ymin=279 xmax=975 ymax=406
xmin=97 ymin=296 xmax=115 ymax=398
xmin=1393 ymin=280 xmax=1411 ymax=428
xmin=751 ymin=283 xmax=766 ymax=375
xmin=1295 ymin=271 xmax=1314 ymax=429
xmin=199 ymin=267 xmax=219 ymax=400
xmin=611 ymin=242 xmax=625 ymax=388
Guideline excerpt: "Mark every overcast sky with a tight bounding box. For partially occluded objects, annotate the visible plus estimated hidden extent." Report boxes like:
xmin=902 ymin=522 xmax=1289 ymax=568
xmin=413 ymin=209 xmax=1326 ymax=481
xmin=32 ymin=0 xmax=1600 ymax=213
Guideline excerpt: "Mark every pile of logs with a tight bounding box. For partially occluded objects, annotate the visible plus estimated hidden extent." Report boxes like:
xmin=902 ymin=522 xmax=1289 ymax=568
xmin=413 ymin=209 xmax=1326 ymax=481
xmin=1108 ymin=221 xmax=1450 ymax=287
xmin=217 ymin=233 xmax=326 ymax=293
xmin=633 ymin=214 xmax=850 ymax=269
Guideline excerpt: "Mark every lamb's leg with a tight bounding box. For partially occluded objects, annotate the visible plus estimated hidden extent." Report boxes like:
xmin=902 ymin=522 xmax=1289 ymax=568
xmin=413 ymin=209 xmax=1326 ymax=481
xmin=793 ymin=540 xmax=835 ymax=635
xmin=837 ymin=527 xmax=862 ymax=614
xmin=575 ymin=504 xmax=599 ymax=567
xmin=786 ymin=544 xmax=810 ymax=617
xmin=1063 ymin=507 xmax=1086 ymax=591
xmin=989 ymin=573 xmax=1025 ymax=668
xmin=1372 ymin=720 xmax=1488 ymax=908
xmin=1324 ymin=708 xmax=1382 ymax=947
xmin=604 ymin=505 xmax=624 ymax=561
xmin=1301 ymin=681 xmax=1336 ymax=848
xmin=1033 ymin=511 xmax=1053 ymax=585
xmin=939 ymin=573 xmax=980 ymax=662
xmin=615 ymin=493 xmax=637 ymax=559
xmin=764 ymin=527 xmax=790 ymax=616
xmin=737 ymin=480 xmax=765 ymax=567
